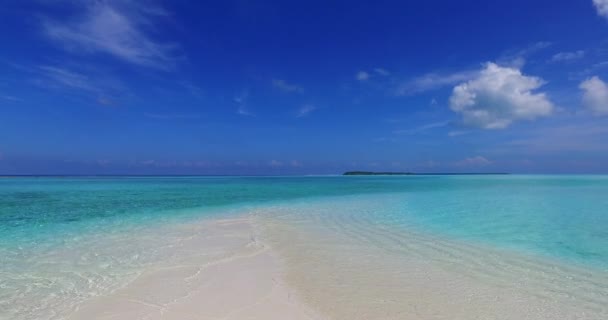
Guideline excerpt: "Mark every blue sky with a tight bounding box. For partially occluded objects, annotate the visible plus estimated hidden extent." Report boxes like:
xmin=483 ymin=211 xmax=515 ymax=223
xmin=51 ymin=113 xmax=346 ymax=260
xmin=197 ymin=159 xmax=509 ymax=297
xmin=1 ymin=0 xmax=608 ymax=174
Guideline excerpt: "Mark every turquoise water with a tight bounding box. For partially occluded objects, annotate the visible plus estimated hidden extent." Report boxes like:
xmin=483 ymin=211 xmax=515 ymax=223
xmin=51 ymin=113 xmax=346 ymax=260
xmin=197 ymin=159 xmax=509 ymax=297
xmin=0 ymin=176 xmax=422 ymax=248
xmin=2 ymin=175 xmax=608 ymax=319
xmin=2 ymin=175 xmax=608 ymax=266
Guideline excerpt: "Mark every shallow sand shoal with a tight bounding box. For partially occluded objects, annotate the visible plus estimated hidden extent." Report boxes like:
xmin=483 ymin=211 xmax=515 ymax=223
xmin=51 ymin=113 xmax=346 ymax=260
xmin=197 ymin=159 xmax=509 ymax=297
xmin=68 ymin=218 xmax=322 ymax=320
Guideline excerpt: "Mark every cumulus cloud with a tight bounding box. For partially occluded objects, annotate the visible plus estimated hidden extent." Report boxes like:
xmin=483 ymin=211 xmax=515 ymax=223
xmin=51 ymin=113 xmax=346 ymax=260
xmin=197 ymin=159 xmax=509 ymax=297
xmin=550 ymin=50 xmax=585 ymax=62
xmin=296 ymin=104 xmax=317 ymax=118
xmin=449 ymin=63 xmax=554 ymax=129
xmin=580 ymin=76 xmax=608 ymax=115
xmin=272 ymin=79 xmax=303 ymax=93
xmin=593 ymin=0 xmax=608 ymax=18
xmin=42 ymin=1 xmax=176 ymax=69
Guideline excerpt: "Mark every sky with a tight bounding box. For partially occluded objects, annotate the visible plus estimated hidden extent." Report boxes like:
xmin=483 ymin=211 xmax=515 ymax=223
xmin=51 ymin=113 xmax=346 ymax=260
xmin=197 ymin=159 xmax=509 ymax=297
xmin=1 ymin=0 xmax=608 ymax=175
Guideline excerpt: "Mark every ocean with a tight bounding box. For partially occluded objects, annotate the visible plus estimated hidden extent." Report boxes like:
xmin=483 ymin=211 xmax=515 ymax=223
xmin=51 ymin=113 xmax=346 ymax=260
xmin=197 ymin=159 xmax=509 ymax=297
xmin=1 ymin=175 xmax=608 ymax=319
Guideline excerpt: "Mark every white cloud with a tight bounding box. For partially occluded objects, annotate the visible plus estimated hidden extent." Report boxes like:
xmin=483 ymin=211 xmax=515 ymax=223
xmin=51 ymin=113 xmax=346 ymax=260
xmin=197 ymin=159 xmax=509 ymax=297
xmin=356 ymin=71 xmax=369 ymax=81
xmin=580 ymin=76 xmax=608 ymax=115
xmin=237 ymin=105 xmax=253 ymax=116
xmin=455 ymin=156 xmax=492 ymax=167
xmin=393 ymin=121 xmax=449 ymax=135
xmin=396 ymin=70 xmax=477 ymax=95
xmin=1 ymin=95 xmax=21 ymax=102
xmin=234 ymin=91 xmax=254 ymax=116
xmin=144 ymin=113 xmax=201 ymax=120
xmin=272 ymin=79 xmax=303 ymax=93
xmin=593 ymin=0 xmax=608 ymax=18
xmin=43 ymin=1 xmax=176 ymax=69
xmin=550 ymin=50 xmax=585 ymax=62
xmin=35 ymin=65 xmax=125 ymax=104
xmin=496 ymin=41 xmax=551 ymax=68
xmin=39 ymin=66 xmax=97 ymax=92
xmin=374 ymin=68 xmax=390 ymax=76
xmin=448 ymin=130 xmax=469 ymax=137
xmin=296 ymin=104 xmax=317 ymax=118
xmin=449 ymin=63 xmax=554 ymax=129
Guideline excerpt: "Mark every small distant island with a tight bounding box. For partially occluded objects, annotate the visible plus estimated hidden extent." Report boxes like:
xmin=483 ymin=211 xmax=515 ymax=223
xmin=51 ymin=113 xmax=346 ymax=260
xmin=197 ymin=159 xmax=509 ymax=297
xmin=343 ymin=171 xmax=414 ymax=176
xmin=343 ymin=171 xmax=510 ymax=176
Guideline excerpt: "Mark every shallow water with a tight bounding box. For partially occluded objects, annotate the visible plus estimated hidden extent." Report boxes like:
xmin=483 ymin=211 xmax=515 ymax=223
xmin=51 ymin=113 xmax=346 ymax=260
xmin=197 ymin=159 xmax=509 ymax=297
xmin=1 ymin=175 xmax=608 ymax=319
xmin=255 ymin=194 xmax=608 ymax=319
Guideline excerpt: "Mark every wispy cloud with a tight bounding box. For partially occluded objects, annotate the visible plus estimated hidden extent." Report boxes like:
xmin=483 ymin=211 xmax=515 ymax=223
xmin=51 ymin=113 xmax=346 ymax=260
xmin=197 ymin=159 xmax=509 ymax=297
xmin=34 ymin=64 xmax=125 ymax=105
xmin=272 ymin=79 xmax=303 ymax=93
xmin=96 ymin=96 xmax=117 ymax=106
xmin=296 ymin=104 xmax=317 ymax=118
xmin=496 ymin=41 xmax=552 ymax=67
xmin=393 ymin=121 xmax=450 ymax=135
xmin=454 ymin=156 xmax=492 ymax=167
xmin=356 ymin=68 xmax=389 ymax=81
xmin=356 ymin=71 xmax=369 ymax=81
xmin=550 ymin=50 xmax=585 ymax=62
xmin=373 ymin=68 xmax=390 ymax=76
xmin=144 ymin=113 xmax=202 ymax=120
xmin=448 ymin=130 xmax=470 ymax=137
xmin=180 ymin=81 xmax=205 ymax=98
xmin=395 ymin=69 xmax=477 ymax=95
xmin=234 ymin=91 xmax=254 ymax=116
xmin=42 ymin=1 xmax=177 ymax=69
xmin=38 ymin=65 xmax=97 ymax=92
xmin=394 ymin=42 xmax=551 ymax=96
xmin=1 ymin=95 xmax=21 ymax=102
xmin=574 ymin=61 xmax=608 ymax=78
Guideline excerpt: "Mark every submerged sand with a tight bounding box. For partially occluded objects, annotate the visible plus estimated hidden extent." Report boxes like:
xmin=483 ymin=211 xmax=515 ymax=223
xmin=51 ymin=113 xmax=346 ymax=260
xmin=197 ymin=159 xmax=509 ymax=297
xmin=68 ymin=218 xmax=321 ymax=320
xmin=63 ymin=203 xmax=608 ymax=320
xmin=254 ymin=196 xmax=608 ymax=320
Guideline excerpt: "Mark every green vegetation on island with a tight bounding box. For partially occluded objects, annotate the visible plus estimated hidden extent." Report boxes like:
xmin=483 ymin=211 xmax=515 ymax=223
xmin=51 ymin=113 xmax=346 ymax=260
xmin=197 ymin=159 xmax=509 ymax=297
xmin=343 ymin=171 xmax=414 ymax=176
xmin=343 ymin=171 xmax=510 ymax=176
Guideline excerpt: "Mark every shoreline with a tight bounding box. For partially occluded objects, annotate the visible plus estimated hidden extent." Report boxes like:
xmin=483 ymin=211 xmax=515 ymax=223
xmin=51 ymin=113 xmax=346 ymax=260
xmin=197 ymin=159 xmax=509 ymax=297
xmin=5 ymin=192 xmax=608 ymax=319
